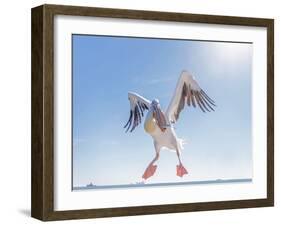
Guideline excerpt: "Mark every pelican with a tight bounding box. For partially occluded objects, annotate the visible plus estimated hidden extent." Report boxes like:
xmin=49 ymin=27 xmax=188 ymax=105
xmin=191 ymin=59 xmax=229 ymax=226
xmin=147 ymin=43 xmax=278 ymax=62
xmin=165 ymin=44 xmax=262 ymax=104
xmin=124 ymin=70 xmax=215 ymax=180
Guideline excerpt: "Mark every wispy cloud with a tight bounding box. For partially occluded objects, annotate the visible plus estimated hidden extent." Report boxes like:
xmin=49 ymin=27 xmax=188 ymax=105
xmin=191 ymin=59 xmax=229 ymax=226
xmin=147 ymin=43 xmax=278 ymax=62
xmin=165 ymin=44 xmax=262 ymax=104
xmin=146 ymin=77 xmax=174 ymax=85
xmin=106 ymin=140 xmax=119 ymax=146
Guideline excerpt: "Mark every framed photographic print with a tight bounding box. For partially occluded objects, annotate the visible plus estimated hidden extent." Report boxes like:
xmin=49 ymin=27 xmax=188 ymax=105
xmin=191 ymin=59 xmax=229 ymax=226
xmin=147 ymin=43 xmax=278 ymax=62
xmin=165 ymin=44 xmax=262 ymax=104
xmin=31 ymin=4 xmax=274 ymax=221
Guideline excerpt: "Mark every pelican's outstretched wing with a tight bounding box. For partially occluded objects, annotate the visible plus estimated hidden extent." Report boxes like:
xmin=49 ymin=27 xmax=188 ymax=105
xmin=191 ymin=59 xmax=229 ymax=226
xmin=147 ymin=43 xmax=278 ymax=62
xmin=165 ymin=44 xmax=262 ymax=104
xmin=166 ymin=71 xmax=215 ymax=123
xmin=124 ymin=92 xmax=151 ymax=132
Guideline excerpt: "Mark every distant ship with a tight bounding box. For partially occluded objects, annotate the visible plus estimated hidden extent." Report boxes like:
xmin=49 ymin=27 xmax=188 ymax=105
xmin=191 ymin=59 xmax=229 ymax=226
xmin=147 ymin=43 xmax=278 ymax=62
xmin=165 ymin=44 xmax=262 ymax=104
xmin=86 ymin=182 xmax=95 ymax=187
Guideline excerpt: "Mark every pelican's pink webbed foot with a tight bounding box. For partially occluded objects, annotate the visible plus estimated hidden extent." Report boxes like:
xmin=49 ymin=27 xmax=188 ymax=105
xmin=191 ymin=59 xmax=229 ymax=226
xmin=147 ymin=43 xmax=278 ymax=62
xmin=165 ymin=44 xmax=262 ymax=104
xmin=177 ymin=164 xmax=188 ymax=177
xmin=142 ymin=164 xmax=157 ymax=180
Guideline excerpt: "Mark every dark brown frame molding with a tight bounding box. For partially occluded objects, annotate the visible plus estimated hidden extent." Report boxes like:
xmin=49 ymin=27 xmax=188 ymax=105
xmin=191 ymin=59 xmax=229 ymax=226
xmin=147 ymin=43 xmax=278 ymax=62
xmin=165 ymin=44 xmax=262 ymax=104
xmin=31 ymin=4 xmax=274 ymax=221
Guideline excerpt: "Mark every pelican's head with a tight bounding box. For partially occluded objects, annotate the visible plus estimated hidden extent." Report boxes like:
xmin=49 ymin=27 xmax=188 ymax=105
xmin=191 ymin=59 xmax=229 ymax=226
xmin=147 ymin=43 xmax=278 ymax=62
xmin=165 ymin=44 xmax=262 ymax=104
xmin=151 ymin=99 xmax=160 ymax=106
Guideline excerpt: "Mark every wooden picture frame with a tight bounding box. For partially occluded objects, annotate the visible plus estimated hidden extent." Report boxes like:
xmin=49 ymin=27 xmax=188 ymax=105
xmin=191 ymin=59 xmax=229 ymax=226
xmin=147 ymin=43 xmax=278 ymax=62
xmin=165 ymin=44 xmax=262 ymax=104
xmin=31 ymin=4 xmax=274 ymax=221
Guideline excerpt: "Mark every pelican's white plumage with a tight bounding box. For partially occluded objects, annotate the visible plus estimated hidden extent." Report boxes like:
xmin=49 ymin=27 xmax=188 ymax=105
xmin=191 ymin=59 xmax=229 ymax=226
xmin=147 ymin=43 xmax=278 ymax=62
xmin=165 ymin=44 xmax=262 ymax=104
xmin=124 ymin=71 xmax=215 ymax=180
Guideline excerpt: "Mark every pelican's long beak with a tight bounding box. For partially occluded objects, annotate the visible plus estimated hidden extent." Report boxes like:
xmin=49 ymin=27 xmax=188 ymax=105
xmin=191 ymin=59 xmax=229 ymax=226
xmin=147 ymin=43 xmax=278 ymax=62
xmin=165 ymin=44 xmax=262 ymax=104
xmin=153 ymin=104 xmax=167 ymax=132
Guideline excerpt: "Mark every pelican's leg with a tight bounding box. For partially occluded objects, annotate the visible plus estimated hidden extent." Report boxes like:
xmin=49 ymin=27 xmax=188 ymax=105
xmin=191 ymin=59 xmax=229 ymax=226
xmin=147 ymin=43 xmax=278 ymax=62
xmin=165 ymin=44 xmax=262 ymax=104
xmin=142 ymin=143 xmax=160 ymax=180
xmin=176 ymin=148 xmax=188 ymax=177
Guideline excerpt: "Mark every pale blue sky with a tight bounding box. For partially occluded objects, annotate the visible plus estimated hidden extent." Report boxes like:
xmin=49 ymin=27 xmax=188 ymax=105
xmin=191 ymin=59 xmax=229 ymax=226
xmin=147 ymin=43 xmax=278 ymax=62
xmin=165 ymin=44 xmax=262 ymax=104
xmin=72 ymin=34 xmax=252 ymax=187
